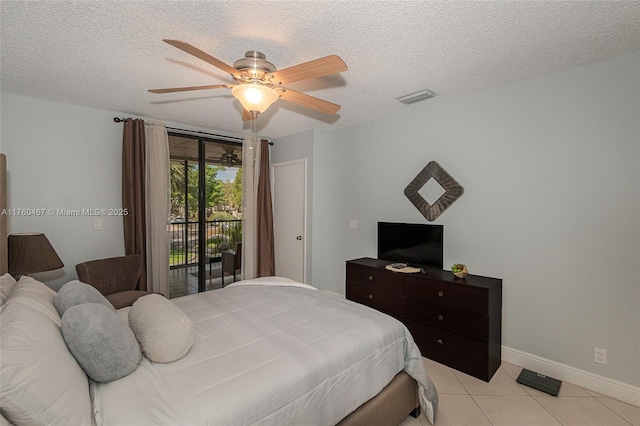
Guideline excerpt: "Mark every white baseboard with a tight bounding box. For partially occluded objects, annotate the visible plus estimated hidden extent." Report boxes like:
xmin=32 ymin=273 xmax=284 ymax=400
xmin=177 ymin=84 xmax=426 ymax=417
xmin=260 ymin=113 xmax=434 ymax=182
xmin=502 ymin=346 xmax=640 ymax=407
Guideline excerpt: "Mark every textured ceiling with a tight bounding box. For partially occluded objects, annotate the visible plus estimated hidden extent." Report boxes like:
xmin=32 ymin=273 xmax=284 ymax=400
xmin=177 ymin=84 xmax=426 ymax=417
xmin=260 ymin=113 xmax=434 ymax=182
xmin=1 ymin=1 xmax=638 ymax=140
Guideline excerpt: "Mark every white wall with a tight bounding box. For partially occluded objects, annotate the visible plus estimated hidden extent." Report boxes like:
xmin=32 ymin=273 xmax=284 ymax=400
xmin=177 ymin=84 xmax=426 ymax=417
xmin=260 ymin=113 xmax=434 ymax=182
xmin=0 ymin=93 xmax=243 ymax=290
xmin=305 ymin=52 xmax=640 ymax=387
xmin=1 ymin=94 xmax=125 ymax=289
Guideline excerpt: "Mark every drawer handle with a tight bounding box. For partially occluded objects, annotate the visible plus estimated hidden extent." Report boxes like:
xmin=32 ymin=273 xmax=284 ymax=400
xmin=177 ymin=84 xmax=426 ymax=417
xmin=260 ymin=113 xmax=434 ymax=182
xmin=437 ymin=291 xmax=444 ymax=297
xmin=437 ymin=315 xmax=444 ymax=321
xmin=368 ymin=294 xmax=374 ymax=300
xmin=368 ymin=275 xmax=374 ymax=281
xmin=437 ymin=339 xmax=443 ymax=345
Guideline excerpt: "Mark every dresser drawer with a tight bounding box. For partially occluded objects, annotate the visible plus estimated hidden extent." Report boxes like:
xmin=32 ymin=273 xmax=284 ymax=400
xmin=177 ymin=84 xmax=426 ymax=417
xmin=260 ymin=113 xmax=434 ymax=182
xmin=404 ymin=276 xmax=488 ymax=314
xmin=346 ymin=282 xmax=403 ymax=313
xmin=346 ymin=263 xmax=403 ymax=295
xmin=403 ymin=297 xmax=489 ymax=341
xmin=346 ymin=258 xmax=502 ymax=382
xmin=402 ymin=319 xmax=490 ymax=381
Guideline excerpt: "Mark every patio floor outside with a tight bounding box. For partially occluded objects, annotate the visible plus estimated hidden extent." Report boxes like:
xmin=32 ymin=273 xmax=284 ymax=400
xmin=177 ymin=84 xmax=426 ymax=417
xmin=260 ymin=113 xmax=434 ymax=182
xmin=169 ymin=262 xmax=239 ymax=299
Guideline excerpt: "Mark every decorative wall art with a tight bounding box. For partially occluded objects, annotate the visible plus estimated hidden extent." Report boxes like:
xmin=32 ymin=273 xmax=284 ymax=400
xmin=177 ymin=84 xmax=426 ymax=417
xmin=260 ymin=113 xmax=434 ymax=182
xmin=404 ymin=161 xmax=464 ymax=221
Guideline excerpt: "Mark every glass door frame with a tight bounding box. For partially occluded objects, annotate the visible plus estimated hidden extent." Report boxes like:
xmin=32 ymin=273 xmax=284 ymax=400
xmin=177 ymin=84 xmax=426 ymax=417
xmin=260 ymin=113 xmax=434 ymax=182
xmin=168 ymin=131 xmax=242 ymax=293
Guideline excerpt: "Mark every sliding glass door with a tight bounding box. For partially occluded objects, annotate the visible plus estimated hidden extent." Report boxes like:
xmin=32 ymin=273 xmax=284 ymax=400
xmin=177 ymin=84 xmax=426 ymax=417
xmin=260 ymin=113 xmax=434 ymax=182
xmin=168 ymin=134 xmax=242 ymax=297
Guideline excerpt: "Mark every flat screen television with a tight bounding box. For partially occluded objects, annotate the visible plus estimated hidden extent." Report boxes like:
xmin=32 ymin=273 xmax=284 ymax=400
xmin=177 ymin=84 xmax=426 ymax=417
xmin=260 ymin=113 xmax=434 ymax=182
xmin=377 ymin=222 xmax=443 ymax=270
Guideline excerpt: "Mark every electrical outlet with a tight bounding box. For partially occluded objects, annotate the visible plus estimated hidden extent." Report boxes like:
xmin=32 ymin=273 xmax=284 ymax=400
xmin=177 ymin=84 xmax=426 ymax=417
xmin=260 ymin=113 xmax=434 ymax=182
xmin=594 ymin=347 xmax=607 ymax=365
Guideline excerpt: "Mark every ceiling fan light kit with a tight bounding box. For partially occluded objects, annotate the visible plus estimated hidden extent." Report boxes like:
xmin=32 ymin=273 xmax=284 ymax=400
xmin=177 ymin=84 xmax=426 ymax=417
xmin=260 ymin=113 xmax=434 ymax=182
xmin=149 ymin=39 xmax=347 ymax=120
xmin=231 ymin=84 xmax=279 ymax=114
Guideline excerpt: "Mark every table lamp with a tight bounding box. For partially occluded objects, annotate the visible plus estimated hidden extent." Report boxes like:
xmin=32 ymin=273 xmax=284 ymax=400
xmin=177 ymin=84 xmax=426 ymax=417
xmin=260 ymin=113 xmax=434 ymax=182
xmin=8 ymin=233 xmax=64 ymax=279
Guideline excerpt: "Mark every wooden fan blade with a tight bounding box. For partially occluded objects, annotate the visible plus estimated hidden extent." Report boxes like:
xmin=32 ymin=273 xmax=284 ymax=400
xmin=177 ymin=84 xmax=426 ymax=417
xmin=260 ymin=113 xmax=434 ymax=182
xmin=148 ymin=84 xmax=228 ymax=94
xmin=277 ymin=88 xmax=341 ymax=114
xmin=163 ymin=39 xmax=239 ymax=77
xmin=269 ymin=55 xmax=347 ymax=85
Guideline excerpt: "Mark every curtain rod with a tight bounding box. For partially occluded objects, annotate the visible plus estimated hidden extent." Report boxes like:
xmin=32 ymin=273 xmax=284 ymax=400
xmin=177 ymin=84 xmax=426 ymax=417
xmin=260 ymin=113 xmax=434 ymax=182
xmin=113 ymin=117 xmax=273 ymax=145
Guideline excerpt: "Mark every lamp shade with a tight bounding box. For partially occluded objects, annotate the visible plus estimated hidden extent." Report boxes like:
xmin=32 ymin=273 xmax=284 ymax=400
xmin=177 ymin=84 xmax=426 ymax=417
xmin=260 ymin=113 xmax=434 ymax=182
xmin=231 ymin=84 xmax=279 ymax=114
xmin=8 ymin=233 xmax=64 ymax=275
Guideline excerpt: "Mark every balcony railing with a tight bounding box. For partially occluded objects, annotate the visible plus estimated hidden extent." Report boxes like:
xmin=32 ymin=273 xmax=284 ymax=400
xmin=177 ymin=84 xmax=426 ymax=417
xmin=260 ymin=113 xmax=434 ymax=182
xmin=169 ymin=219 xmax=242 ymax=268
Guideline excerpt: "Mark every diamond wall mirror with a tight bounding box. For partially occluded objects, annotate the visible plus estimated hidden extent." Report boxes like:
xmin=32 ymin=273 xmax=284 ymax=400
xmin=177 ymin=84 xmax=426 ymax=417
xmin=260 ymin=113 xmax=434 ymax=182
xmin=404 ymin=161 xmax=464 ymax=221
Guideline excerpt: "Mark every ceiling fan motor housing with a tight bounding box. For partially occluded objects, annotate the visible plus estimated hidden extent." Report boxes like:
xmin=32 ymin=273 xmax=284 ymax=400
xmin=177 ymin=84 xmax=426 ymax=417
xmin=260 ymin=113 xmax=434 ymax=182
xmin=233 ymin=51 xmax=277 ymax=81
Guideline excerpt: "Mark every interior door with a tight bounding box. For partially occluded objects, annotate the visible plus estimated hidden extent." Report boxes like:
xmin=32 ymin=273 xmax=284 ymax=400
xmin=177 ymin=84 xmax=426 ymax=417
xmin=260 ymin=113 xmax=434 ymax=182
xmin=272 ymin=159 xmax=306 ymax=282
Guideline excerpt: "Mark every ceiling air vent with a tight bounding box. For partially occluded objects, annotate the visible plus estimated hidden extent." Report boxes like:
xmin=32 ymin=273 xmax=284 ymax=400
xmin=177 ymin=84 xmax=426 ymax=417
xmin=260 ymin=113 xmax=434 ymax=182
xmin=396 ymin=89 xmax=438 ymax=105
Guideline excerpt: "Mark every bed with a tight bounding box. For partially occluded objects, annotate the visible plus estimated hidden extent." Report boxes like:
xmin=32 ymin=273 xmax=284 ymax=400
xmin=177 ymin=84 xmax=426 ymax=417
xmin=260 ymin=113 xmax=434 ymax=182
xmin=0 ymin=154 xmax=438 ymax=425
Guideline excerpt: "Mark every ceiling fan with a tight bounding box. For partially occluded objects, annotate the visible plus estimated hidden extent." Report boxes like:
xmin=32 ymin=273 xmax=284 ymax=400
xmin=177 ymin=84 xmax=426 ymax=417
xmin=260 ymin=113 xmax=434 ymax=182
xmin=149 ymin=39 xmax=348 ymax=121
xmin=217 ymin=149 xmax=240 ymax=167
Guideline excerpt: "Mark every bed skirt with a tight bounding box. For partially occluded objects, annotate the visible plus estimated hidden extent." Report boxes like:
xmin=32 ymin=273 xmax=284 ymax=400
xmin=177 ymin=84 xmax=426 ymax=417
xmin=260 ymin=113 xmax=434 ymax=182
xmin=338 ymin=371 xmax=419 ymax=426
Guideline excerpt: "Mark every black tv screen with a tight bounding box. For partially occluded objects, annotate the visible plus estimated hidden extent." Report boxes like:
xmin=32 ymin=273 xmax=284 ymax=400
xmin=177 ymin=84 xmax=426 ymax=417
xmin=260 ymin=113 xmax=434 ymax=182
xmin=377 ymin=222 xmax=443 ymax=270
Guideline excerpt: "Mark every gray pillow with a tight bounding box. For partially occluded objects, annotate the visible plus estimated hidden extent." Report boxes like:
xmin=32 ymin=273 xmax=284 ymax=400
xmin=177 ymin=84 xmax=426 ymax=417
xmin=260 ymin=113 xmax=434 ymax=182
xmin=61 ymin=303 xmax=142 ymax=383
xmin=129 ymin=294 xmax=195 ymax=363
xmin=54 ymin=280 xmax=114 ymax=317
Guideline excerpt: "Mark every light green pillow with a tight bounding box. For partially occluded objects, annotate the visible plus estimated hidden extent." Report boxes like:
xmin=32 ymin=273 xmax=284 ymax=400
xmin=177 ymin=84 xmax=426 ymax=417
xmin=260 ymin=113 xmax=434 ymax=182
xmin=61 ymin=303 xmax=141 ymax=383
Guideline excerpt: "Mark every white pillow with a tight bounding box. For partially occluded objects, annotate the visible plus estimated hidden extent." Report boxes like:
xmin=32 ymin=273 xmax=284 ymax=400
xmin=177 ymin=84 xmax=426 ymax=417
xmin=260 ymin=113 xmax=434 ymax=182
xmin=5 ymin=275 xmax=60 ymax=325
xmin=0 ymin=289 xmax=92 ymax=425
xmin=0 ymin=273 xmax=16 ymax=306
xmin=129 ymin=294 xmax=195 ymax=363
xmin=0 ymin=412 xmax=13 ymax=426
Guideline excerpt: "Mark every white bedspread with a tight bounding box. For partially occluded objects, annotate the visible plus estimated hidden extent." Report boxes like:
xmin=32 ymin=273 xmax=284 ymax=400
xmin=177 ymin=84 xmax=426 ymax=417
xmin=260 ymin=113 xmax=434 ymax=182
xmin=92 ymin=279 xmax=437 ymax=425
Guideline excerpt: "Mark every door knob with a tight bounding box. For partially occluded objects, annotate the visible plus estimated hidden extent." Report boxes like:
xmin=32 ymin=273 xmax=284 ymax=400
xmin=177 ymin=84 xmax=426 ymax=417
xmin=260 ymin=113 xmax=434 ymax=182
xmin=296 ymin=235 xmax=302 ymax=240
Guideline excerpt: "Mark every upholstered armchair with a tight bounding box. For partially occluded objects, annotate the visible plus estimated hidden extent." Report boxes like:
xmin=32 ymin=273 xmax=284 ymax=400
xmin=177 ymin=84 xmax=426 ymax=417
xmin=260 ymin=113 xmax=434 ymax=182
xmin=221 ymin=242 xmax=242 ymax=287
xmin=75 ymin=254 xmax=149 ymax=309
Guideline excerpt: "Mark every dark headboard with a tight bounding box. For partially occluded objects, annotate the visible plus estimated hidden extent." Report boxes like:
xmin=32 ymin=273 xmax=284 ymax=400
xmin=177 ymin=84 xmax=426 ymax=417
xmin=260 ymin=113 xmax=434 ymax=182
xmin=1 ymin=153 xmax=7 ymax=274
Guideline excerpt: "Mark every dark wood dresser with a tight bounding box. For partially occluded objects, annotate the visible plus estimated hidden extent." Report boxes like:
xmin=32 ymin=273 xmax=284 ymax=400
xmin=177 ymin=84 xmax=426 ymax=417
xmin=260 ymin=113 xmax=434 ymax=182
xmin=346 ymin=257 xmax=502 ymax=381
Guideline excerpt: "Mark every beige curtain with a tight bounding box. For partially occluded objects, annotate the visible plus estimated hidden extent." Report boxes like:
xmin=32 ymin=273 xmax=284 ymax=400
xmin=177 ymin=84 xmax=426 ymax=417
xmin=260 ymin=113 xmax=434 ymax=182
xmin=122 ymin=119 xmax=171 ymax=295
xmin=241 ymin=137 xmax=259 ymax=280
xmin=144 ymin=121 xmax=170 ymax=296
xmin=241 ymin=137 xmax=275 ymax=279
xmin=122 ymin=118 xmax=147 ymax=290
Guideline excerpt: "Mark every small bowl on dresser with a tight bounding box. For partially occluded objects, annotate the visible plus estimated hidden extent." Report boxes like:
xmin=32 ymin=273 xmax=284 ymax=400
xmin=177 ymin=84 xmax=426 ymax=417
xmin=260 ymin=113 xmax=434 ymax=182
xmin=452 ymin=263 xmax=468 ymax=279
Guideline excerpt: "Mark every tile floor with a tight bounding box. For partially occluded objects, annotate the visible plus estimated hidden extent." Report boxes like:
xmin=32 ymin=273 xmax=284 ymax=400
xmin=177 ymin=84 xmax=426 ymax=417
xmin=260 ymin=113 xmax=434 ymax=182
xmin=401 ymin=358 xmax=640 ymax=426
xmin=169 ymin=264 xmax=238 ymax=298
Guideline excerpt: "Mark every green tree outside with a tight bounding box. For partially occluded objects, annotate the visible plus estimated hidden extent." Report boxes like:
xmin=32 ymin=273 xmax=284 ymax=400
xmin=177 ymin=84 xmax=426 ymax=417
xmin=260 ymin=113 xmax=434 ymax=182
xmin=170 ymin=160 xmax=242 ymax=221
